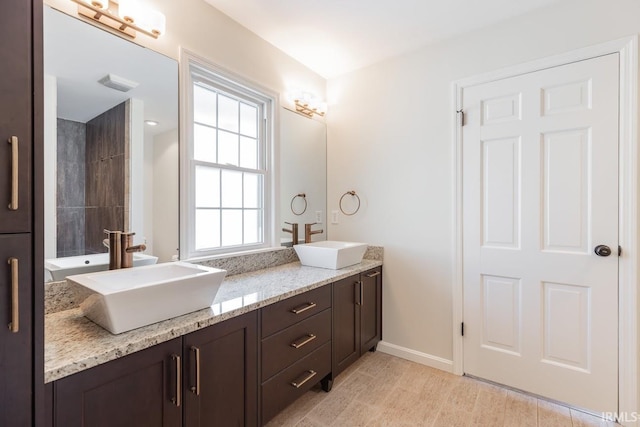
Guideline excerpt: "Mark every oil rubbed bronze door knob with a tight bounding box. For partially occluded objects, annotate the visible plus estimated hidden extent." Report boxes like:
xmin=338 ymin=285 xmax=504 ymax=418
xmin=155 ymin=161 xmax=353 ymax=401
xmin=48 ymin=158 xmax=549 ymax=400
xmin=594 ymin=245 xmax=612 ymax=257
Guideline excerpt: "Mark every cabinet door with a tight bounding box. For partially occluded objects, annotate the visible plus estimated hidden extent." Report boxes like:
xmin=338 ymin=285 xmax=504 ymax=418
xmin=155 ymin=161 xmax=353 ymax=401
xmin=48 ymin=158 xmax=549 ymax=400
xmin=332 ymin=274 xmax=360 ymax=377
xmin=0 ymin=0 xmax=32 ymax=233
xmin=54 ymin=338 xmax=183 ymax=427
xmin=0 ymin=234 xmax=32 ymax=426
xmin=360 ymin=268 xmax=382 ymax=354
xmin=183 ymin=311 xmax=258 ymax=427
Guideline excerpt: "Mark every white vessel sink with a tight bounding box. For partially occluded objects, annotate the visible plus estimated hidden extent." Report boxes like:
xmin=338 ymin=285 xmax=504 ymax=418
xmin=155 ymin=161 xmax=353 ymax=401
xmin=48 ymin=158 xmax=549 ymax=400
xmin=294 ymin=241 xmax=368 ymax=270
xmin=67 ymin=262 xmax=226 ymax=334
xmin=45 ymin=252 xmax=158 ymax=281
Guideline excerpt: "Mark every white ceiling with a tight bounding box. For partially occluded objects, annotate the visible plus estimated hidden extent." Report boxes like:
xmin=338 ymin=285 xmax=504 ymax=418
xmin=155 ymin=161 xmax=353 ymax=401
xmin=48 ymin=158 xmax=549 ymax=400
xmin=204 ymin=0 xmax=563 ymax=79
xmin=44 ymin=6 xmax=178 ymax=136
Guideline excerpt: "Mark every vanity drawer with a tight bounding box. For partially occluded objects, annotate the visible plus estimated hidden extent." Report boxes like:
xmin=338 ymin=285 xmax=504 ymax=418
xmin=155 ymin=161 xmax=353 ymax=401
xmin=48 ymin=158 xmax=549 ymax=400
xmin=261 ymin=342 xmax=331 ymax=424
xmin=261 ymin=285 xmax=331 ymax=337
xmin=262 ymin=308 xmax=331 ymax=381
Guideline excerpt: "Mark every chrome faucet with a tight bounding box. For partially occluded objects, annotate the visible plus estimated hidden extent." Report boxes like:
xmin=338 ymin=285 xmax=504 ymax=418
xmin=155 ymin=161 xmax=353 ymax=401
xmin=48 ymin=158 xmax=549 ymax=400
xmin=304 ymin=223 xmax=323 ymax=243
xmin=103 ymin=230 xmax=147 ymax=269
xmin=282 ymin=222 xmax=299 ymax=246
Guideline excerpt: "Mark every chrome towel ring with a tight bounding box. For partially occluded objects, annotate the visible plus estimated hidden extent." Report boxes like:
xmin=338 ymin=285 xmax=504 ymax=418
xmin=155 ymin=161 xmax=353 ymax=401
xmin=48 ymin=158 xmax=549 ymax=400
xmin=291 ymin=193 xmax=307 ymax=215
xmin=339 ymin=191 xmax=360 ymax=216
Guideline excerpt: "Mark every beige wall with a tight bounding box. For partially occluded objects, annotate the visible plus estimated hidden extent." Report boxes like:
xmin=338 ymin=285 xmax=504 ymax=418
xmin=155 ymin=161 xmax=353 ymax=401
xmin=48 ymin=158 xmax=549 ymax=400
xmin=326 ymin=0 xmax=640 ymax=364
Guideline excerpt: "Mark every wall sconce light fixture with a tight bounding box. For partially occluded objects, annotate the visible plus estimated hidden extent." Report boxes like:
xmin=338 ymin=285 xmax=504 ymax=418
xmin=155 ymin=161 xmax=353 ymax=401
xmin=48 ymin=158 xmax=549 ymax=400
xmin=290 ymin=91 xmax=327 ymax=118
xmin=70 ymin=0 xmax=166 ymax=39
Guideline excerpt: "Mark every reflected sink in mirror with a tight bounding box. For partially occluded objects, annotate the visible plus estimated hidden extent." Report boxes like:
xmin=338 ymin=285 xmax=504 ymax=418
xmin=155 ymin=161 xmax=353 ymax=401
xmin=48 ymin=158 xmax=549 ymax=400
xmin=44 ymin=252 xmax=158 ymax=282
xmin=294 ymin=241 xmax=368 ymax=270
xmin=67 ymin=262 xmax=226 ymax=334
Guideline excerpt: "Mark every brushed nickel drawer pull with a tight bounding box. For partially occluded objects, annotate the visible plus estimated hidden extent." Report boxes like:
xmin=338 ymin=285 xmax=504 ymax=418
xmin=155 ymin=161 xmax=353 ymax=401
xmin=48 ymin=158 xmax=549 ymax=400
xmin=190 ymin=346 xmax=201 ymax=395
xmin=291 ymin=302 xmax=316 ymax=314
xmin=365 ymin=271 xmax=381 ymax=278
xmin=291 ymin=370 xmax=317 ymax=388
xmin=8 ymin=258 xmax=18 ymax=333
xmin=8 ymin=136 xmax=18 ymax=211
xmin=291 ymin=333 xmax=317 ymax=349
xmin=171 ymin=354 xmax=181 ymax=407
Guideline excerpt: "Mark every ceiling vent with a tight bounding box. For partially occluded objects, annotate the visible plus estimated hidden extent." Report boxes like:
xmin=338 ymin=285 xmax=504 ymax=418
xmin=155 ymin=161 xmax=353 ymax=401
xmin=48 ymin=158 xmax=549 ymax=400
xmin=98 ymin=74 xmax=139 ymax=92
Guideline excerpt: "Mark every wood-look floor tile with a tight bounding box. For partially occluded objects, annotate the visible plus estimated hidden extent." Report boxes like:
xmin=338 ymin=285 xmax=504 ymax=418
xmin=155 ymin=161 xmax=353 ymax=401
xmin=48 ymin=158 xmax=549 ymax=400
xmin=354 ymin=374 xmax=397 ymax=407
xmin=306 ymin=389 xmax=353 ymax=425
xmin=295 ymin=416 xmax=325 ymax=427
xmin=375 ymin=387 xmax=429 ymax=426
xmin=396 ymin=361 xmax=440 ymax=394
xmin=270 ymin=352 xmax=619 ymax=427
xmin=570 ymin=409 xmax=617 ymax=427
xmin=330 ymin=401 xmax=378 ymax=426
xmin=538 ymin=400 xmax=572 ymax=427
xmin=266 ymin=385 xmax=329 ymax=427
xmin=503 ymin=390 xmax=538 ymax=427
xmin=469 ymin=383 xmax=507 ymax=426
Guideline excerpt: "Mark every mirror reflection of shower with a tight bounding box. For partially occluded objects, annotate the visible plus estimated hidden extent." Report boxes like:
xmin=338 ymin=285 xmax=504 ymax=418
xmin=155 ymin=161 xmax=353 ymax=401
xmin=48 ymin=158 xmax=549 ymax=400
xmin=43 ymin=6 xmax=179 ymax=265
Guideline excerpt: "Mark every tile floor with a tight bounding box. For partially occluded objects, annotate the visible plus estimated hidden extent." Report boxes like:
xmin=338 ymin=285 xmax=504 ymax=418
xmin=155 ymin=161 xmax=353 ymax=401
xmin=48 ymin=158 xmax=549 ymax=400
xmin=266 ymin=351 xmax=617 ymax=427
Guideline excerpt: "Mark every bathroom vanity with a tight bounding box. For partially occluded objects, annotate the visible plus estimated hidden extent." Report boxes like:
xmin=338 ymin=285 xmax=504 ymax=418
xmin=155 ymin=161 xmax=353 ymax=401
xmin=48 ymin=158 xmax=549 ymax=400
xmin=44 ymin=259 xmax=382 ymax=426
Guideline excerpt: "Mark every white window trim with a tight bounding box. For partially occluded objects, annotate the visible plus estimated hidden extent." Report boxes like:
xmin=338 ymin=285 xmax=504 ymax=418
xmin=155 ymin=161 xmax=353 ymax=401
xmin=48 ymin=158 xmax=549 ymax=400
xmin=179 ymin=49 xmax=279 ymax=260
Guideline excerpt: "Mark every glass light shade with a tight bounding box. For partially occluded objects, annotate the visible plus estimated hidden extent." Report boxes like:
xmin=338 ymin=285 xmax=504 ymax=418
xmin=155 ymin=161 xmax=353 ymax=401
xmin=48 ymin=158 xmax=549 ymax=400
xmin=117 ymin=0 xmax=145 ymax=23
xmin=145 ymin=10 xmax=166 ymax=35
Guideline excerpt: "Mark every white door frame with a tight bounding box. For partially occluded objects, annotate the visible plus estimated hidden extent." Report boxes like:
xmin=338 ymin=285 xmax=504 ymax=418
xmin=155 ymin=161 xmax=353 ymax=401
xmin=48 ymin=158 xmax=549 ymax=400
xmin=452 ymin=36 xmax=638 ymax=422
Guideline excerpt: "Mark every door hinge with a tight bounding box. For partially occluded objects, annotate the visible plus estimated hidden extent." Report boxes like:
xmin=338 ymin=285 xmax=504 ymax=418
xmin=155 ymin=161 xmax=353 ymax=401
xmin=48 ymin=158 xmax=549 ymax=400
xmin=619 ymin=245 xmax=622 ymax=257
xmin=457 ymin=109 xmax=465 ymax=127
xmin=461 ymin=322 xmax=465 ymax=336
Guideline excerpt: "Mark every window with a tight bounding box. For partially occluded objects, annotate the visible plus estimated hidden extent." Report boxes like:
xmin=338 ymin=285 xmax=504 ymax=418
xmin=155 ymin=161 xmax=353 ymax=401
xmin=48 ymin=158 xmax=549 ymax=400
xmin=182 ymin=54 xmax=275 ymax=259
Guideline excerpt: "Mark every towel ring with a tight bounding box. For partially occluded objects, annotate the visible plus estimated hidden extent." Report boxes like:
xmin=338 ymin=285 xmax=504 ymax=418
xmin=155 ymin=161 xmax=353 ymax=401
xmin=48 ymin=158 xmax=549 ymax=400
xmin=290 ymin=193 xmax=307 ymax=216
xmin=339 ymin=191 xmax=360 ymax=216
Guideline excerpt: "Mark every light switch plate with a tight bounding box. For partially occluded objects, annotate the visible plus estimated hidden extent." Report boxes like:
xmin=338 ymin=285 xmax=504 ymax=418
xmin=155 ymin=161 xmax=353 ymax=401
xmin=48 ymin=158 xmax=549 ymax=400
xmin=315 ymin=210 xmax=323 ymax=223
xmin=331 ymin=210 xmax=339 ymax=224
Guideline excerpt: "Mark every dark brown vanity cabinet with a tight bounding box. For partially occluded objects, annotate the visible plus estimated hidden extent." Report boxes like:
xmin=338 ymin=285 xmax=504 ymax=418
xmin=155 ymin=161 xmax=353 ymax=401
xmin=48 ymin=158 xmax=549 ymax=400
xmin=332 ymin=267 xmax=382 ymax=377
xmin=0 ymin=0 xmax=42 ymax=426
xmin=183 ymin=311 xmax=258 ymax=427
xmin=260 ymin=285 xmax=333 ymax=425
xmin=50 ymin=312 xmax=258 ymax=427
xmin=53 ymin=338 xmax=183 ymax=427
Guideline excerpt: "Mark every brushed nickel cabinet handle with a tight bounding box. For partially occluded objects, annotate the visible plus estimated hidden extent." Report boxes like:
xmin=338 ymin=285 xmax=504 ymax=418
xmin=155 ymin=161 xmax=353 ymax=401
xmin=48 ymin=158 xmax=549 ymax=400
xmin=8 ymin=258 xmax=18 ymax=333
xmin=291 ymin=370 xmax=317 ymax=389
xmin=291 ymin=302 xmax=316 ymax=314
xmin=291 ymin=333 xmax=317 ymax=349
xmin=171 ymin=354 xmax=181 ymax=407
xmin=190 ymin=346 xmax=201 ymax=395
xmin=8 ymin=136 xmax=18 ymax=211
xmin=365 ymin=271 xmax=381 ymax=278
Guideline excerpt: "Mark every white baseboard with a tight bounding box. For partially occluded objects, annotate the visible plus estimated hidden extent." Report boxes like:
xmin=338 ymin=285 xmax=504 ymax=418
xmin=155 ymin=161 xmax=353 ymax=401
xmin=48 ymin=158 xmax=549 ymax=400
xmin=376 ymin=341 xmax=455 ymax=374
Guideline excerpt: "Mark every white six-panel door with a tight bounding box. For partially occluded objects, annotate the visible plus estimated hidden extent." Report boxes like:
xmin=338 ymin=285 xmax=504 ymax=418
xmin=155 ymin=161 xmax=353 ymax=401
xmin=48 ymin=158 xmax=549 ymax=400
xmin=462 ymin=53 xmax=619 ymax=413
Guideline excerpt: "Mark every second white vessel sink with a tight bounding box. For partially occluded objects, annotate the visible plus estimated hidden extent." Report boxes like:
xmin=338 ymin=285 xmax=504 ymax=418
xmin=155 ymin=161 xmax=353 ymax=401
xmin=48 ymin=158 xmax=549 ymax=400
xmin=67 ymin=262 xmax=226 ymax=334
xmin=294 ymin=240 xmax=367 ymax=269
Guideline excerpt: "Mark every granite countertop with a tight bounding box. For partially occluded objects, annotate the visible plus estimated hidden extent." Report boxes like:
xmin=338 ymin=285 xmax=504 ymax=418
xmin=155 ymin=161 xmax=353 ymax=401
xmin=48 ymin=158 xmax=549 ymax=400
xmin=44 ymin=259 xmax=382 ymax=384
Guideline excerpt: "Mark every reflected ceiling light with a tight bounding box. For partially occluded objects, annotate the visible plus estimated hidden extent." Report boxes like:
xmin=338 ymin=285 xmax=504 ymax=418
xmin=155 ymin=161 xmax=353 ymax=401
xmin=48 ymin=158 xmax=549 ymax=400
xmin=70 ymin=0 xmax=166 ymax=39
xmin=289 ymin=90 xmax=327 ymax=118
xmin=98 ymin=74 xmax=139 ymax=92
xmin=145 ymin=120 xmax=159 ymax=126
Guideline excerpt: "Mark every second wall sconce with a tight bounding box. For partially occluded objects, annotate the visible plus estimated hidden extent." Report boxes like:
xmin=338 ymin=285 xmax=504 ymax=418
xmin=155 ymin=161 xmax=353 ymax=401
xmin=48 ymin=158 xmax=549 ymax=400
xmin=289 ymin=90 xmax=327 ymax=118
xmin=70 ymin=0 xmax=166 ymax=39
